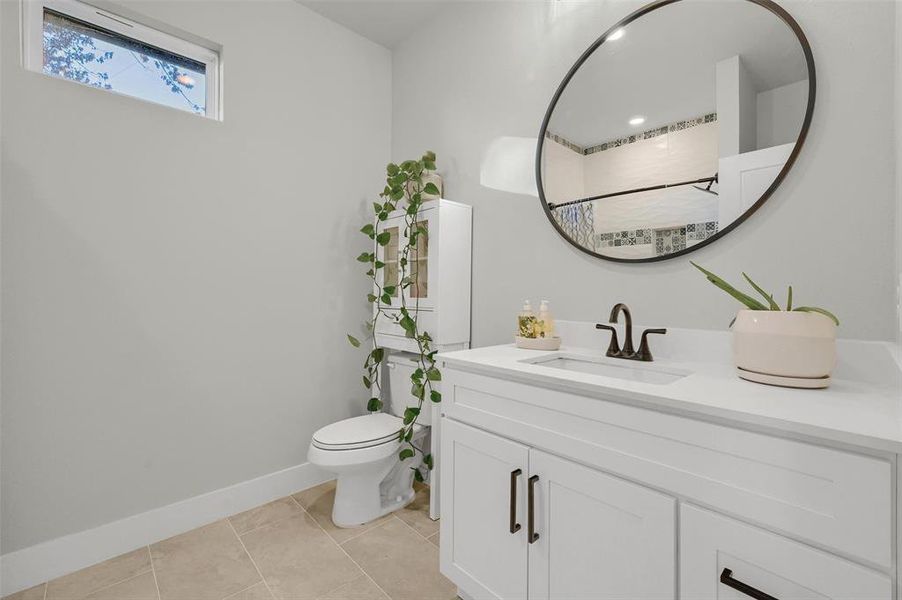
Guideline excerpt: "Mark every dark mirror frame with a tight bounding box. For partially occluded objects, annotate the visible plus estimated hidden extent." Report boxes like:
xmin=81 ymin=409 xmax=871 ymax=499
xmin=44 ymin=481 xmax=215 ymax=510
xmin=535 ymin=0 xmax=816 ymax=263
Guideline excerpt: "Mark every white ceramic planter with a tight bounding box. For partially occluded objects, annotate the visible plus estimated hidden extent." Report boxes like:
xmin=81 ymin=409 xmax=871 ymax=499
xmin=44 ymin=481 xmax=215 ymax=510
xmin=405 ymin=171 xmax=443 ymax=201
xmin=732 ymin=310 xmax=837 ymax=378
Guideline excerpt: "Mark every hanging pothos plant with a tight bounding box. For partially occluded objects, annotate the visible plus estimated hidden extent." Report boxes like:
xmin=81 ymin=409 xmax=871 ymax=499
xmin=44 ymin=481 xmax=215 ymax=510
xmin=346 ymin=151 xmax=441 ymax=483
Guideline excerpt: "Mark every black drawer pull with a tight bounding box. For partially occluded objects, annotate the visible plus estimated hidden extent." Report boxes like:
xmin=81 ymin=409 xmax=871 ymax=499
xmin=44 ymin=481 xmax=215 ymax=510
xmin=509 ymin=469 xmax=522 ymax=534
xmin=720 ymin=568 xmax=779 ymax=600
xmin=527 ymin=475 xmax=540 ymax=543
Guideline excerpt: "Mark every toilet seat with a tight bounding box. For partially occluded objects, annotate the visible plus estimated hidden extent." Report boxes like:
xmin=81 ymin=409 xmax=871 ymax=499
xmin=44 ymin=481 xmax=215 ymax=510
xmin=312 ymin=413 xmax=422 ymax=451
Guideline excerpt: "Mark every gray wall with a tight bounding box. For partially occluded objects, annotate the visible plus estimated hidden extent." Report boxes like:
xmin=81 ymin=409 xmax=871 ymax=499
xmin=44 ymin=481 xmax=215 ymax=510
xmin=1 ymin=0 xmax=390 ymax=552
xmin=896 ymin=0 xmax=902 ymax=342
xmin=392 ymin=0 xmax=899 ymax=344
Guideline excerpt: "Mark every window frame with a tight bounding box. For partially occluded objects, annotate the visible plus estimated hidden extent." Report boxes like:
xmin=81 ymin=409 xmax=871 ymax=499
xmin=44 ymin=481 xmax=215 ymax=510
xmin=21 ymin=0 xmax=221 ymax=119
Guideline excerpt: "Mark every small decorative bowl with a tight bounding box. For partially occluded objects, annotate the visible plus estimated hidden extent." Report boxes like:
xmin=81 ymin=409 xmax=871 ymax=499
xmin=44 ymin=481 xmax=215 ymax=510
xmin=515 ymin=336 xmax=561 ymax=351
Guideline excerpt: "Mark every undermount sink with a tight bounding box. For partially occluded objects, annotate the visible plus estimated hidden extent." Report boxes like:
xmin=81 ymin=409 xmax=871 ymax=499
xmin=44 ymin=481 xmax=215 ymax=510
xmin=522 ymin=353 xmax=689 ymax=385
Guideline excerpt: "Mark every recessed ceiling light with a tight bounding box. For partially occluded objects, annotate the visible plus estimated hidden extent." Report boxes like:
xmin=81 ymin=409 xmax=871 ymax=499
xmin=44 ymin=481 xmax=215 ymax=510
xmin=607 ymin=28 xmax=625 ymax=41
xmin=629 ymin=116 xmax=646 ymax=126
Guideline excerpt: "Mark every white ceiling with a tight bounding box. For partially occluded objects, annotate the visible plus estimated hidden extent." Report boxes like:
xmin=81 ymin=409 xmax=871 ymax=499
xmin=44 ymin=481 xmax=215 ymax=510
xmin=549 ymin=0 xmax=810 ymax=147
xmin=297 ymin=0 xmax=448 ymax=49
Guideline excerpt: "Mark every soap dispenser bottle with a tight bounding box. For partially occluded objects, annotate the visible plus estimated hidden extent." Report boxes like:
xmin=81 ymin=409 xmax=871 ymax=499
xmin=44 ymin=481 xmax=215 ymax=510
xmin=518 ymin=300 xmax=537 ymax=338
xmin=537 ymin=300 xmax=554 ymax=339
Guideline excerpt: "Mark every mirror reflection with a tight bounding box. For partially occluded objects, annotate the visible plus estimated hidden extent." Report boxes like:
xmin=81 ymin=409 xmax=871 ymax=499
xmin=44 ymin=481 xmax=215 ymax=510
xmin=539 ymin=0 xmax=812 ymax=261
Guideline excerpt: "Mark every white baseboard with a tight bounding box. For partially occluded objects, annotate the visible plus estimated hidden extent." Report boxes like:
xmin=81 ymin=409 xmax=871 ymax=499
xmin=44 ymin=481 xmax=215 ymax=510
xmin=1 ymin=462 xmax=330 ymax=596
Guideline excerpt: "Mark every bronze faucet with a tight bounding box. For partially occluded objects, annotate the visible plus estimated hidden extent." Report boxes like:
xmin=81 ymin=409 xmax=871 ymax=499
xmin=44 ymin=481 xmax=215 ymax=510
xmin=595 ymin=303 xmax=667 ymax=362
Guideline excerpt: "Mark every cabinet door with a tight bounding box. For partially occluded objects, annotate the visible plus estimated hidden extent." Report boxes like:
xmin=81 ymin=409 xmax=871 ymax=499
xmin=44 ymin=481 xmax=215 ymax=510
xmin=374 ymin=207 xmax=436 ymax=311
xmin=374 ymin=215 xmax=403 ymax=309
xmin=441 ymin=419 xmax=529 ymax=600
xmin=528 ymin=449 xmax=676 ymax=600
xmin=404 ymin=208 xmax=435 ymax=309
xmin=680 ymin=505 xmax=891 ymax=600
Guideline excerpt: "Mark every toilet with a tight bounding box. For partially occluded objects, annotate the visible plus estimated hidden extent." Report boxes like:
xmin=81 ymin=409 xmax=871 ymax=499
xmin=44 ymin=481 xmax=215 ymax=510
xmin=307 ymin=352 xmax=432 ymax=528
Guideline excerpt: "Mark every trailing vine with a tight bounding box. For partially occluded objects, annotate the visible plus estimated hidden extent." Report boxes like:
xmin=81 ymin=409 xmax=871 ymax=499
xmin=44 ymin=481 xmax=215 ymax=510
xmin=346 ymin=151 xmax=441 ymax=482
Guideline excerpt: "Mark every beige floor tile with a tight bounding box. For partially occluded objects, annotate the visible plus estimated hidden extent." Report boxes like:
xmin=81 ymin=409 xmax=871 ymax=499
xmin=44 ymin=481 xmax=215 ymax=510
xmin=150 ymin=519 xmax=260 ymax=600
xmin=291 ymin=480 xmax=335 ymax=510
xmin=240 ymin=513 xmax=362 ymax=600
xmin=46 ymin=548 xmax=151 ymax=600
xmin=342 ymin=519 xmax=456 ymax=600
xmin=316 ymin=575 xmax=388 ymax=600
xmin=427 ymin=531 xmax=439 ymax=547
xmin=223 ymin=582 xmax=274 ymax=600
xmin=3 ymin=584 xmax=47 ymax=600
xmin=395 ymin=483 xmax=438 ymax=538
xmin=230 ymin=497 xmax=304 ymax=535
xmin=292 ymin=481 xmax=393 ymax=544
xmin=83 ymin=572 xmax=158 ymax=600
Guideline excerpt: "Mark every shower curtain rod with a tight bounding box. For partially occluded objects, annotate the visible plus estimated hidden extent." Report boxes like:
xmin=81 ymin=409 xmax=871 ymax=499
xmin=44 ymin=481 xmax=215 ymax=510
xmin=548 ymin=174 xmax=718 ymax=210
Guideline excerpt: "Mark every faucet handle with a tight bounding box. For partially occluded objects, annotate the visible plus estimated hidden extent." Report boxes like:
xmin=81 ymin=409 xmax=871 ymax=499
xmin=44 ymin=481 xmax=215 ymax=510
xmin=595 ymin=324 xmax=622 ymax=358
xmin=636 ymin=328 xmax=667 ymax=362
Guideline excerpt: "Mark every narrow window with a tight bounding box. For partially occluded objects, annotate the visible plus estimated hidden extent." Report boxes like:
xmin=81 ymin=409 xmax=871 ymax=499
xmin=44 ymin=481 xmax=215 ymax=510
xmin=23 ymin=0 xmax=220 ymax=119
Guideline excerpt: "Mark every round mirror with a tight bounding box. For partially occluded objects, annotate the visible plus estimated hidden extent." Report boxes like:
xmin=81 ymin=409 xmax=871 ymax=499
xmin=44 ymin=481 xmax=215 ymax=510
xmin=536 ymin=0 xmax=815 ymax=262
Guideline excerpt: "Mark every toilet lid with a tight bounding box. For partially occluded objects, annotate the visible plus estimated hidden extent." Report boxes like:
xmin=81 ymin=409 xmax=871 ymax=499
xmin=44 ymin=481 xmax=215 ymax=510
xmin=312 ymin=413 xmax=421 ymax=450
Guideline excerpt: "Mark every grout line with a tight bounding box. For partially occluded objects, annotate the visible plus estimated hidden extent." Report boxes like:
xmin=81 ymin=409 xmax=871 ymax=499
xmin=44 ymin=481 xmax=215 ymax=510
xmin=50 ymin=569 xmax=155 ymax=600
xmin=147 ymin=545 xmax=162 ymax=600
xmin=288 ymin=495 xmax=392 ymax=600
xmin=222 ymin=581 xmax=265 ymax=600
xmin=401 ymin=484 xmax=439 ymax=542
xmin=392 ymin=509 xmax=438 ymax=543
xmin=226 ymin=520 xmax=276 ymax=600
xmin=40 ymin=547 xmax=158 ymax=600
xmin=228 ymin=499 xmax=307 ymax=538
xmin=333 ymin=516 xmax=396 ymax=547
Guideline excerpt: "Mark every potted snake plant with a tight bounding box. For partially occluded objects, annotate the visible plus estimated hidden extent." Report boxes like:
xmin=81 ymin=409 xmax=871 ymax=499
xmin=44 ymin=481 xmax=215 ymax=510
xmin=691 ymin=263 xmax=839 ymax=384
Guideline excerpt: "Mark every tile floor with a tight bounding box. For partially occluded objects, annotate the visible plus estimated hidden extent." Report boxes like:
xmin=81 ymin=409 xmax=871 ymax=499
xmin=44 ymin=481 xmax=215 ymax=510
xmin=5 ymin=482 xmax=454 ymax=600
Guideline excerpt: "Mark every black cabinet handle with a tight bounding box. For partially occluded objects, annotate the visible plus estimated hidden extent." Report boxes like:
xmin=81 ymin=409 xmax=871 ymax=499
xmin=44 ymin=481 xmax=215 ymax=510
xmin=527 ymin=475 xmax=540 ymax=543
xmin=720 ymin=568 xmax=779 ymax=600
xmin=509 ymin=469 xmax=522 ymax=534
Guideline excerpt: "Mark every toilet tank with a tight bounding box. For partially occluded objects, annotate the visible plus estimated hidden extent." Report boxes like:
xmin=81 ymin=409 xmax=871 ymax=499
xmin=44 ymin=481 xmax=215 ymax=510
xmin=385 ymin=352 xmax=434 ymax=422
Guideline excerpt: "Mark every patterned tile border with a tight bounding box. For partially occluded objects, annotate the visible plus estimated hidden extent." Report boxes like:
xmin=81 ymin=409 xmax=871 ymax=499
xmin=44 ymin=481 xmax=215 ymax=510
xmin=544 ymin=132 xmax=584 ymax=154
xmin=595 ymin=220 xmax=719 ymax=256
xmin=546 ymin=113 xmax=717 ymax=156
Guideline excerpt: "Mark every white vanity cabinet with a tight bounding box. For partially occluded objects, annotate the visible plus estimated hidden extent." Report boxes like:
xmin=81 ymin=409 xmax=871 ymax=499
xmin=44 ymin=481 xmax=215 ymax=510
xmin=442 ymin=419 xmax=676 ymax=600
xmin=373 ymin=198 xmax=472 ymax=354
xmin=439 ymin=361 xmax=898 ymax=600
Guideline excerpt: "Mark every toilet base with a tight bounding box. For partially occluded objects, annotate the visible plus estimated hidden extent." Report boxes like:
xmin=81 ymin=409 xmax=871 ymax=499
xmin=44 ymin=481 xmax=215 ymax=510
xmin=332 ymin=484 xmax=416 ymax=528
xmin=331 ymin=450 xmax=423 ymax=527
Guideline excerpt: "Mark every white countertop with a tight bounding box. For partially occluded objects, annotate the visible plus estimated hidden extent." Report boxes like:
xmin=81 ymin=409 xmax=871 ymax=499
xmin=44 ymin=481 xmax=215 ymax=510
xmin=439 ymin=329 xmax=902 ymax=454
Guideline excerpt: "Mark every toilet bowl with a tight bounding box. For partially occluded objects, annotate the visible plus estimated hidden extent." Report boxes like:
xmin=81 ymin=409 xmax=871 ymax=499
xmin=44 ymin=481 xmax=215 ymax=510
xmin=307 ymin=353 xmax=432 ymax=527
xmin=308 ymin=413 xmax=425 ymax=527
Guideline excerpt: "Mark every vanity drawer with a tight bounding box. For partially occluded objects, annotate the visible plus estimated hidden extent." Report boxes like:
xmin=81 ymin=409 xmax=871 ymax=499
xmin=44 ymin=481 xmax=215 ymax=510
xmin=680 ymin=504 xmax=891 ymax=599
xmin=442 ymin=368 xmax=894 ymax=568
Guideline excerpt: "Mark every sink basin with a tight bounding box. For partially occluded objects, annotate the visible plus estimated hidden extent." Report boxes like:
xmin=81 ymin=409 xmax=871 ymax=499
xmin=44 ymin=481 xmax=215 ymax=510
xmin=522 ymin=354 xmax=689 ymax=385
